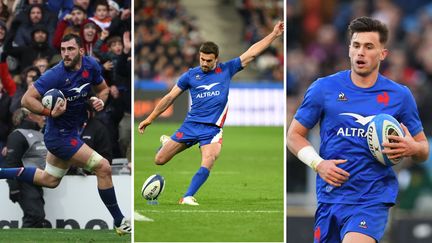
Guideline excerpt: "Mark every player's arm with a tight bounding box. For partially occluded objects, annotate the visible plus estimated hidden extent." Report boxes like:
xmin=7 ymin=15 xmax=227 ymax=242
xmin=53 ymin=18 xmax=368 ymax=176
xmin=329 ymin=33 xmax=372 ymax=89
xmin=287 ymin=119 xmax=350 ymax=187
xmin=91 ymin=80 xmax=110 ymax=111
xmin=382 ymin=124 xmax=429 ymax=163
xmin=138 ymin=85 xmax=184 ymax=134
xmin=21 ymin=84 xmax=66 ymax=118
xmin=239 ymin=21 xmax=284 ymax=68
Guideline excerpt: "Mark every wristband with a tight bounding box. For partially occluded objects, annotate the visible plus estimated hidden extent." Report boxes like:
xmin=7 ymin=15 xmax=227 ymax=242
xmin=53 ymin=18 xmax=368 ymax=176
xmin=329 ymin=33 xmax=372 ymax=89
xmin=297 ymin=145 xmax=324 ymax=172
xmin=41 ymin=107 xmax=51 ymax=117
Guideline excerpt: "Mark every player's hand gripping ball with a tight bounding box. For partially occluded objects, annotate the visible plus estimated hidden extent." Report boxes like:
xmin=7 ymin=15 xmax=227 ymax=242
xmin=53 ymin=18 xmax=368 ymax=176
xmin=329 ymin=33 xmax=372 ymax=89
xmin=367 ymin=114 xmax=405 ymax=166
xmin=42 ymin=89 xmax=65 ymax=110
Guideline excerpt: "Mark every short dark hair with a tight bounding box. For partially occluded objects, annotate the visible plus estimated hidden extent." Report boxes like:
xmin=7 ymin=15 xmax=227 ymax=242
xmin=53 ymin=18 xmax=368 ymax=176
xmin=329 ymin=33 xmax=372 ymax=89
xmin=347 ymin=16 xmax=389 ymax=45
xmin=71 ymin=5 xmax=86 ymax=14
xmin=107 ymin=36 xmax=122 ymax=47
xmin=61 ymin=33 xmax=83 ymax=48
xmin=199 ymin=42 xmax=219 ymax=57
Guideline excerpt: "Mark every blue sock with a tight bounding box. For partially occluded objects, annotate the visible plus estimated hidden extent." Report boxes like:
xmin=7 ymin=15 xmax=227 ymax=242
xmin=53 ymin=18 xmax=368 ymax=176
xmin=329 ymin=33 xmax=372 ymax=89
xmin=98 ymin=187 xmax=124 ymax=227
xmin=0 ymin=167 xmax=36 ymax=184
xmin=184 ymin=166 xmax=210 ymax=197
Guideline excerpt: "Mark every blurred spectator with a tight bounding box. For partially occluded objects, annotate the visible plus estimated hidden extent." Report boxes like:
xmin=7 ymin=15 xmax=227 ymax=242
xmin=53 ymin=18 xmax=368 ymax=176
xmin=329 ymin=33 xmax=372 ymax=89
xmin=5 ymin=108 xmax=48 ymax=228
xmin=13 ymin=4 xmax=55 ymax=47
xmin=52 ymin=5 xmax=90 ymax=50
xmin=135 ymin=0 xmax=202 ymax=87
xmin=33 ymin=57 xmax=49 ymax=74
xmin=6 ymin=24 xmax=56 ymax=74
xmin=107 ymin=0 xmax=130 ymax=38
xmin=9 ymin=66 xmax=40 ymax=113
xmin=94 ymin=30 xmax=131 ymax=158
xmin=80 ymin=21 xmax=100 ymax=56
xmin=89 ymin=1 xmax=111 ymax=30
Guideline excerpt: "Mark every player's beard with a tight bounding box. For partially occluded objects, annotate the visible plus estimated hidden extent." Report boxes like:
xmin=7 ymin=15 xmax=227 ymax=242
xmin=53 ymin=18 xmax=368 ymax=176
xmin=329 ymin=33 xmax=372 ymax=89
xmin=64 ymin=53 xmax=81 ymax=70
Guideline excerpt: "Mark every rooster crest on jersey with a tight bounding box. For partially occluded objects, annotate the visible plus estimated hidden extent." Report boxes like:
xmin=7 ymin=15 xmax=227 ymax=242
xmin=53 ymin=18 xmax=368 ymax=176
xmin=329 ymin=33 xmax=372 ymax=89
xmin=366 ymin=114 xmax=405 ymax=166
xmin=41 ymin=88 xmax=65 ymax=110
xmin=141 ymin=174 xmax=165 ymax=200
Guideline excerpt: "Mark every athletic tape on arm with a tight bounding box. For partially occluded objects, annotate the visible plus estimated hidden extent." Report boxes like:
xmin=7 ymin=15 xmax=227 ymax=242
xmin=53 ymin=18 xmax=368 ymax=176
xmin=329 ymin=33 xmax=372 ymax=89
xmin=297 ymin=145 xmax=324 ymax=172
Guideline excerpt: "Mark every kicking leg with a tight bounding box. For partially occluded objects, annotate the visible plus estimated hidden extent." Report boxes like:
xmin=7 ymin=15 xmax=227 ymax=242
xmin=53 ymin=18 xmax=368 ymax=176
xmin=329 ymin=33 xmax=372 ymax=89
xmin=70 ymin=143 xmax=130 ymax=235
xmin=0 ymin=152 xmax=67 ymax=188
xmin=180 ymin=142 xmax=221 ymax=205
xmin=155 ymin=138 xmax=187 ymax=165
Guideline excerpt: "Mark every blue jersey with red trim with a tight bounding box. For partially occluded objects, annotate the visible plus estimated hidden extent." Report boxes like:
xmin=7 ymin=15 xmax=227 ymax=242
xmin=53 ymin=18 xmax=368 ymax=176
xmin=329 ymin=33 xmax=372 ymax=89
xmin=177 ymin=57 xmax=243 ymax=127
xmin=294 ymin=70 xmax=423 ymax=205
xmin=34 ymin=56 xmax=103 ymax=134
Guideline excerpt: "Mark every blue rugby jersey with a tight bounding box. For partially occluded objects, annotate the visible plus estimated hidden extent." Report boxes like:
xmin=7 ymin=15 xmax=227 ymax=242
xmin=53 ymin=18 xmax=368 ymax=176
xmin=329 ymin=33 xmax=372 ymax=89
xmin=295 ymin=70 xmax=423 ymax=205
xmin=177 ymin=57 xmax=243 ymax=127
xmin=34 ymin=56 xmax=104 ymax=133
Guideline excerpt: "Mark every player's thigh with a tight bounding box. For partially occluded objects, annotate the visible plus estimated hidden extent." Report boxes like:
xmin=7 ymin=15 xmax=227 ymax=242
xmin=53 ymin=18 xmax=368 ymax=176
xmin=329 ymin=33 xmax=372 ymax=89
xmin=341 ymin=203 xmax=389 ymax=243
xmin=343 ymin=232 xmax=376 ymax=243
xmin=68 ymin=143 xmax=103 ymax=168
xmin=157 ymin=139 xmax=188 ymax=161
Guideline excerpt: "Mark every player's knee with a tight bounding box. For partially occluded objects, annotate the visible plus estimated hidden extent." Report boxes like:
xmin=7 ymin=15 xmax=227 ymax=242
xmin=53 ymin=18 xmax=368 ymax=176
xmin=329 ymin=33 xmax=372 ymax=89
xmin=43 ymin=175 xmax=61 ymax=188
xmin=154 ymin=154 xmax=168 ymax=165
xmin=95 ymin=159 xmax=112 ymax=177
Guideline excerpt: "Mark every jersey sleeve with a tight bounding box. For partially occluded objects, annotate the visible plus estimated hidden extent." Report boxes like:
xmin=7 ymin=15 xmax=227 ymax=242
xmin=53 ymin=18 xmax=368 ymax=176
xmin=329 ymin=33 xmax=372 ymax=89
xmin=176 ymin=71 xmax=190 ymax=90
xmin=33 ymin=69 xmax=59 ymax=96
xmin=399 ymin=86 xmax=423 ymax=136
xmin=294 ymin=79 xmax=324 ymax=129
xmin=226 ymin=57 xmax=243 ymax=77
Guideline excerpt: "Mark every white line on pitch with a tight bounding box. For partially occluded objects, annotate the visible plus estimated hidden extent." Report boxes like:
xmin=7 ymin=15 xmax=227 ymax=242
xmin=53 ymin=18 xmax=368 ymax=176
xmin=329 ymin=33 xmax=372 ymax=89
xmin=134 ymin=211 xmax=154 ymax=221
xmin=138 ymin=209 xmax=282 ymax=213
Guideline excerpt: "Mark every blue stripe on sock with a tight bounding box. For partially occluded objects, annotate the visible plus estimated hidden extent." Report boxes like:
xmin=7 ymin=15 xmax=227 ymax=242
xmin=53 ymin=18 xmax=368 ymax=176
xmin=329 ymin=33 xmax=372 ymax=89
xmin=0 ymin=167 xmax=36 ymax=184
xmin=184 ymin=166 xmax=210 ymax=197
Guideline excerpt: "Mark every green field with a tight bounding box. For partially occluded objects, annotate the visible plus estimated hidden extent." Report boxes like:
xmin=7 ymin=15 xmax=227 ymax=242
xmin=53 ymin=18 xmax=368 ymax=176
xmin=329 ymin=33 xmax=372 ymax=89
xmin=134 ymin=123 xmax=284 ymax=242
xmin=0 ymin=229 xmax=130 ymax=242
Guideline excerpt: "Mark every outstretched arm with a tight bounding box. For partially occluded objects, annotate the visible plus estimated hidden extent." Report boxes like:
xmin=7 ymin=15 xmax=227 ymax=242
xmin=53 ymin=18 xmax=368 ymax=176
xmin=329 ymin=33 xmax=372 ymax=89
xmin=239 ymin=21 xmax=284 ymax=68
xmin=138 ymin=85 xmax=184 ymax=134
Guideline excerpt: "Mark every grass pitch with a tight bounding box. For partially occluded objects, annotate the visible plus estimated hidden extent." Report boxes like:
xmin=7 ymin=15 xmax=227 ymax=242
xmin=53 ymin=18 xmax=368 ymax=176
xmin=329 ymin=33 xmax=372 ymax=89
xmin=0 ymin=229 xmax=131 ymax=242
xmin=134 ymin=123 xmax=284 ymax=242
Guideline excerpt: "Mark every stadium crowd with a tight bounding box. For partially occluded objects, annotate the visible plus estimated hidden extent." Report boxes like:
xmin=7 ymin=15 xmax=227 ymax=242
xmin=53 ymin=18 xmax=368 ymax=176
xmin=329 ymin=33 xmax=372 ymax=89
xmin=134 ymin=0 xmax=283 ymax=88
xmin=287 ymin=0 xmax=432 ymax=212
xmin=0 ymin=0 xmax=131 ymax=171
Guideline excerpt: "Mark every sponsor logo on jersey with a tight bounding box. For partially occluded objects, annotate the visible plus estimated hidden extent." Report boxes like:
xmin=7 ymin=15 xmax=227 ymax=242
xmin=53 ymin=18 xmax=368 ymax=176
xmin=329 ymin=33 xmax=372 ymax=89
xmin=377 ymin=91 xmax=389 ymax=106
xmin=336 ymin=113 xmax=376 ymax=137
xmin=197 ymin=82 xmax=219 ymax=90
xmin=195 ymin=74 xmax=201 ymax=80
xmin=337 ymin=92 xmax=348 ymax=101
xmin=359 ymin=220 xmax=368 ymax=229
xmin=196 ymin=82 xmax=221 ymax=98
xmin=67 ymin=83 xmax=90 ymax=101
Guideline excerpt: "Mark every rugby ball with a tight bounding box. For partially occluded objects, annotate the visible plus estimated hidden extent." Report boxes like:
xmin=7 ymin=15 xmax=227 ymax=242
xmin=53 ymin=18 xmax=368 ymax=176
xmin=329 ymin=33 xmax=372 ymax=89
xmin=141 ymin=174 xmax=165 ymax=200
xmin=367 ymin=114 xmax=405 ymax=166
xmin=42 ymin=89 xmax=65 ymax=110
